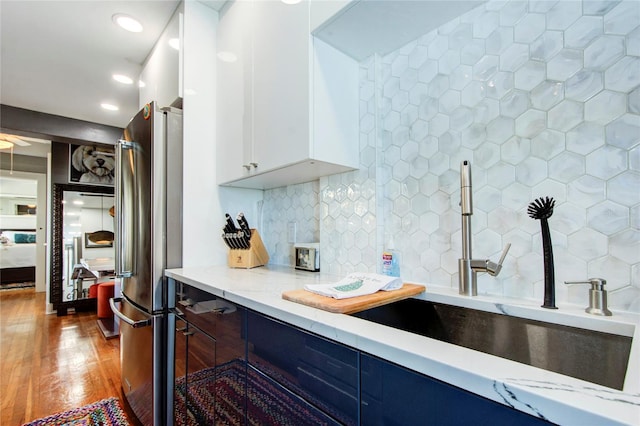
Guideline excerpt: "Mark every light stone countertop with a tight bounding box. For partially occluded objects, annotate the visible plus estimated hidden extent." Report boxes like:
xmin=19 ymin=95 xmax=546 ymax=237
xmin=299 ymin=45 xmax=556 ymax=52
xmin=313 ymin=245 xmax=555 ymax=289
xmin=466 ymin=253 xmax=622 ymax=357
xmin=165 ymin=265 xmax=640 ymax=426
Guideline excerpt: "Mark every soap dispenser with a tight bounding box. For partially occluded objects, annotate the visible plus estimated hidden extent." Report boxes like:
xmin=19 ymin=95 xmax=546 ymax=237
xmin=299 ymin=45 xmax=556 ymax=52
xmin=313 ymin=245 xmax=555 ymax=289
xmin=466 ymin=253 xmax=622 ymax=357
xmin=564 ymin=278 xmax=612 ymax=316
xmin=382 ymin=237 xmax=400 ymax=277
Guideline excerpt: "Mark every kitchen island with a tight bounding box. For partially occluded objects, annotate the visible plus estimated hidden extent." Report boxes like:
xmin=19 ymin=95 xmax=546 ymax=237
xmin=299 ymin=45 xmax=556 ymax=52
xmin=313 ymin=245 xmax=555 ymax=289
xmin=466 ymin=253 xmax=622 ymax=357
xmin=165 ymin=265 xmax=640 ymax=425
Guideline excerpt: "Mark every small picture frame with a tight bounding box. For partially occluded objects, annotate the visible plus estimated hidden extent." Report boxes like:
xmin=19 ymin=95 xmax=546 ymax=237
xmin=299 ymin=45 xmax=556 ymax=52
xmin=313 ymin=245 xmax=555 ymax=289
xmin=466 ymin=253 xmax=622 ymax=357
xmin=69 ymin=144 xmax=116 ymax=186
xmin=84 ymin=233 xmax=113 ymax=248
xmin=16 ymin=204 xmax=36 ymax=215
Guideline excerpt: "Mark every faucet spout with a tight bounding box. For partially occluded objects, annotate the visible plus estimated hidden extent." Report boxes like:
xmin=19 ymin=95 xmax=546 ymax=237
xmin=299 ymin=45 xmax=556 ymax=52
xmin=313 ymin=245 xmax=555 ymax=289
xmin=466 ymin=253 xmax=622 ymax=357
xmin=458 ymin=161 xmax=510 ymax=296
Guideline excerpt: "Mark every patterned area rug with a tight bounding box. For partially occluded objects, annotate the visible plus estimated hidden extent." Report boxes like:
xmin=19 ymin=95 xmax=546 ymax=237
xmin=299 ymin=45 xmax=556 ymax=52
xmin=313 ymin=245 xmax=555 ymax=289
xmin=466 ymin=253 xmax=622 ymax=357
xmin=175 ymin=360 xmax=336 ymax=426
xmin=22 ymin=397 xmax=129 ymax=426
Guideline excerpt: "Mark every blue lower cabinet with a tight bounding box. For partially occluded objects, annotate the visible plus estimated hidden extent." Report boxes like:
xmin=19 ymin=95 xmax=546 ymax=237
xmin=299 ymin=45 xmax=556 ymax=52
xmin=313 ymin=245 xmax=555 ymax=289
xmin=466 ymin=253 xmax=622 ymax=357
xmin=246 ymin=365 xmax=341 ymax=425
xmin=174 ymin=281 xmax=554 ymax=425
xmin=174 ymin=318 xmax=224 ymax=426
xmin=247 ymin=310 xmax=359 ymax=425
xmin=361 ymin=354 xmax=551 ymax=426
xmin=173 ymin=283 xmax=247 ymax=425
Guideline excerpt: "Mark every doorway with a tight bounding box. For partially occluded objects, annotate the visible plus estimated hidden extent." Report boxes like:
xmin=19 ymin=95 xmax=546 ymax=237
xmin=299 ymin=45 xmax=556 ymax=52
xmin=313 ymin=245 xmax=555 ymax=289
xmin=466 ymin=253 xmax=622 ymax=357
xmin=0 ymin=170 xmax=47 ymax=292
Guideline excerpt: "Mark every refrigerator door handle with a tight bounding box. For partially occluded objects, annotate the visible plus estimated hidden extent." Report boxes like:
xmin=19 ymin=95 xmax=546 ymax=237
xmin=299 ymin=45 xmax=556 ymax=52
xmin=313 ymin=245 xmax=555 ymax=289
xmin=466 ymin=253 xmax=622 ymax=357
xmin=110 ymin=297 xmax=152 ymax=328
xmin=115 ymin=139 xmax=133 ymax=278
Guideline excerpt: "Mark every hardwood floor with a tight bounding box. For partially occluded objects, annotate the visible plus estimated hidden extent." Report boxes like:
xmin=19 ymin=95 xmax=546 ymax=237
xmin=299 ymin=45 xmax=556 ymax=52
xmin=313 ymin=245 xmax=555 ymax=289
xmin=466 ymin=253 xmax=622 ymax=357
xmin=0 ymin=288 xmax=135 ymax=425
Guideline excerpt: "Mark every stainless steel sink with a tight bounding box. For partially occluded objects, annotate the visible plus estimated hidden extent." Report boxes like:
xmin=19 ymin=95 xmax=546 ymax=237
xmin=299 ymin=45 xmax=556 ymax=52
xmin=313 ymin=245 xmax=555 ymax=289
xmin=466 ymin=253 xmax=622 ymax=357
xmin=351 ymin=298 xmax=632 ymax=390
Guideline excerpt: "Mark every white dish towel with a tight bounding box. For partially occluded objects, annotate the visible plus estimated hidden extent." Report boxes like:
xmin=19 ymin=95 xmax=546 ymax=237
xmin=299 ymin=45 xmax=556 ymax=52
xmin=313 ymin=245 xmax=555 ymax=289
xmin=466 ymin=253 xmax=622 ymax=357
xmin=304 ymin=273 xmax=402 ymax=299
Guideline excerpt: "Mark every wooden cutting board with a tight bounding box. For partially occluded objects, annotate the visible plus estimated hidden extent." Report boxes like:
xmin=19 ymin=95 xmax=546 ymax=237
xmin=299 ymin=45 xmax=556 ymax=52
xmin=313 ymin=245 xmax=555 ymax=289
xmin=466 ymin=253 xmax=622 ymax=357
xmin=282 ymin=283 xmax=425 ymax=314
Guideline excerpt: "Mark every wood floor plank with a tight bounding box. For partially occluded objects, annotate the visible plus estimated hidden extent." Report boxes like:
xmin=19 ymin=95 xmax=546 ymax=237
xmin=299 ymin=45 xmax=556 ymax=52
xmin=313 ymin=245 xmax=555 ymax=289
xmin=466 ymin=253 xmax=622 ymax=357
xmin=0 ymin=288 xmax=136 ymax=425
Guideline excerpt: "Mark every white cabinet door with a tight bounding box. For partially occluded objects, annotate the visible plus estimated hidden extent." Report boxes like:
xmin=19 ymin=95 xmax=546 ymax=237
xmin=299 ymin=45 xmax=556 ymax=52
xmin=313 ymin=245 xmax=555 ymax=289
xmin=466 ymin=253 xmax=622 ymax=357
xmin=310 ymin=37 xmax=359 ymax=168
xmin=139 ymin=6 xmax=182 ymax=109
xmin=216 ymin=0 xmax=359 ymax=189
xmin=216 ymin=0 xmax=254 ymax=184
xmin=251 ymin=0 xmax=310 ymax=174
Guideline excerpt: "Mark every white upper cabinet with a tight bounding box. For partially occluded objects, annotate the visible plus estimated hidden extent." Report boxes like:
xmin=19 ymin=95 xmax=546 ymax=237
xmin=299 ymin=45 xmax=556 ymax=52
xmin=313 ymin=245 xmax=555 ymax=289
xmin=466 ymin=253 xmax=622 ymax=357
xmin=217 ymin=0 xmax=359 ymax=190
xmin=139 ymin=4 xmax=183 ymax=109
xmin=251 ymin=0 xmax=310 ymax=175
xmin=216 ymin=0 xmax=253 ymax=184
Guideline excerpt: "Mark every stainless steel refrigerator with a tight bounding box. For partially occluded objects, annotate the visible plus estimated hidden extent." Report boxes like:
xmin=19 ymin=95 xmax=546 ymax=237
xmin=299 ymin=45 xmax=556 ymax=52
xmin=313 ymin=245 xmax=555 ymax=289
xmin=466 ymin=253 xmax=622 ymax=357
xmin=110 ymin=102 xmax=182 ymax=425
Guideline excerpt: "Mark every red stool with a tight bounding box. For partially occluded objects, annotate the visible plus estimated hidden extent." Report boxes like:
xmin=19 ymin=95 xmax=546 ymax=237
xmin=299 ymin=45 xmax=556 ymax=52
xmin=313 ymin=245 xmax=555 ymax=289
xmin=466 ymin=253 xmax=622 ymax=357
xmin=97 ymin=281 xmax=115 ymax=319
xmin=88 ymin=284 xmax=100 ymax=299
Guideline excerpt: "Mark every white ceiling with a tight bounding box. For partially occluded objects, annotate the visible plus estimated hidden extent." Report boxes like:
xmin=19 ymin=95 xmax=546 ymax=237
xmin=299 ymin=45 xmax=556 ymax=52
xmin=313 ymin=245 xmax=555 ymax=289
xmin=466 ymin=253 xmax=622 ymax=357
xmin=0 ymin=0 xmax=224 ymax=131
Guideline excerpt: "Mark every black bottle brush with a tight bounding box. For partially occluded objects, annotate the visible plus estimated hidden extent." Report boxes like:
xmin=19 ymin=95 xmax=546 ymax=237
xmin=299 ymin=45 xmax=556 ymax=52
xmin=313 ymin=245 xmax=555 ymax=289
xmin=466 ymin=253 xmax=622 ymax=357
xmin=527 ymin=196 xmax=557 ymax=309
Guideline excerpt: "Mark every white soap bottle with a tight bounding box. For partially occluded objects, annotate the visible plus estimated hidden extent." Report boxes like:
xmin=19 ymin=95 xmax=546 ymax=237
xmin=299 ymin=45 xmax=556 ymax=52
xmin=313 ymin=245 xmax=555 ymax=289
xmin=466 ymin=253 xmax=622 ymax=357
xmin=382 ymin=237 xmax=400 ymax=277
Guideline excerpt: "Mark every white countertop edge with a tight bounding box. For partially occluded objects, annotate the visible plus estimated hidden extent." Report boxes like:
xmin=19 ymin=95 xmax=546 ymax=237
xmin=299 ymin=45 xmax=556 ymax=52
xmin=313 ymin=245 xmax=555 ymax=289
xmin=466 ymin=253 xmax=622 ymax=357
xmin=165 ymin=266 xmax=640 ymax=426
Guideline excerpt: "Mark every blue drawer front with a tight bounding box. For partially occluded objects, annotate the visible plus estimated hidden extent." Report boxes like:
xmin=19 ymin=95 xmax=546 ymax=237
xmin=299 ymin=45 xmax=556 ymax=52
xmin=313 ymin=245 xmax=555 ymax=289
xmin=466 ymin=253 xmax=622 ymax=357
xmin=361 ymin=354 xmax=551 ymax=426
xmin=247 ymin=310 xmax=358 ymax=425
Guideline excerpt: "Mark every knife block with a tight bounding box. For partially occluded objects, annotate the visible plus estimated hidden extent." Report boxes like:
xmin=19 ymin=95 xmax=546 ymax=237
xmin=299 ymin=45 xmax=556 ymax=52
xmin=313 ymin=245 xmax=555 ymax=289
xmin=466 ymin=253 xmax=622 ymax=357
xmin=227 ymin=229 xmax=269 ymax=269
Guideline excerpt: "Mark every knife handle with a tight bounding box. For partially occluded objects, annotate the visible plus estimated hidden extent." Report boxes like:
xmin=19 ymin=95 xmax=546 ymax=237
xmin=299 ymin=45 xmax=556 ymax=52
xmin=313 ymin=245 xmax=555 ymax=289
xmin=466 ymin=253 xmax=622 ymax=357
xmin=237 ymin=213 xmax=251 ymax=236
xmin=221 ymin=233 xmax=233 ymax=249
xmin=234 ymin=232 xmax=247 ymax=250
xmin=240 ymin=231 xmax=250 ymax=249
xmin=227 ymin=233 xmax=240 ymax=249
xmin=225 ymin=213 xmax=239 ymax=232
xmin=240 ymin=231 xmax=251 ymax=249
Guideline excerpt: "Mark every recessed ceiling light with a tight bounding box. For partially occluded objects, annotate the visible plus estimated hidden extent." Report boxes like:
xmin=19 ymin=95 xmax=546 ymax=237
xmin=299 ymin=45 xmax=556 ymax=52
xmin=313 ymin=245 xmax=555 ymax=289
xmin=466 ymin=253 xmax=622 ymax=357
xmin=168 ymin=38 xmax=180 ymax=50
xmin=101 ymin=103 xmax=119 ymax=111
xmin=113 ymin=13 xmax=143 ymax=33
xmin=217 ymin=51 xmax=238 ymax=63
xmin=73 ymin=200 xmax=84 ymax=205
xmin=281 ymin=0 xmax=301 ymax=4
xmin=113 ymin=74 xmax=133 ymax=85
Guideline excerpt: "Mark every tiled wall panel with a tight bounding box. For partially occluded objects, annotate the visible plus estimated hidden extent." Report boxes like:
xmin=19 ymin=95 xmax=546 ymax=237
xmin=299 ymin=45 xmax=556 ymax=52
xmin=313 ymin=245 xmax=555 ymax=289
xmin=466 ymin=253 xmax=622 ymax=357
xmin=263 ymin=0 xmax=639 ymax=312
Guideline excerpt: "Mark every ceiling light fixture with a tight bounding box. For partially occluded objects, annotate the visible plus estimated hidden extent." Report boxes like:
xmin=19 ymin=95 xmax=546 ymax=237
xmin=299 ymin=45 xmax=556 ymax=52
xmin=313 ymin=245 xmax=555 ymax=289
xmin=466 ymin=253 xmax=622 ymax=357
xmin=113 ymin=13 xmax=143 ymax=33
xmin=101 ymin=103 xmax=119 ymax=111
xmin=113 ymin=74 xmax=133 ymax=85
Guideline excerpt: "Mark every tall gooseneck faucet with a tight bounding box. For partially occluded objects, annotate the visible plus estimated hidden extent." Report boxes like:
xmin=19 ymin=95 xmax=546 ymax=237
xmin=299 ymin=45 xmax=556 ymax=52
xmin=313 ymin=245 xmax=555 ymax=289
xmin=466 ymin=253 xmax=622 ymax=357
xmin=458 ymin=160 xmax=511 ymax=296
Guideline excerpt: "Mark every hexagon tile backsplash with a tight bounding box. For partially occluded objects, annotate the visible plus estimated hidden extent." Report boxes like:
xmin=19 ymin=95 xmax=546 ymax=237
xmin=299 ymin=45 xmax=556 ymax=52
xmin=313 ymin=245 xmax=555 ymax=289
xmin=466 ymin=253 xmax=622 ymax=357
xmin=263 ymin=0 xmax=639 ymax=313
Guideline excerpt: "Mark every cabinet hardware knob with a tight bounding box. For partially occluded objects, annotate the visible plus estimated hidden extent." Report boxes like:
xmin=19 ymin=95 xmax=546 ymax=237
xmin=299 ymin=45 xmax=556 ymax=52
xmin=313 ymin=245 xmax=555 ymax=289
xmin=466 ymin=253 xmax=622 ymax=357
xmin=250 ymin=162 xmax=258 ymax=168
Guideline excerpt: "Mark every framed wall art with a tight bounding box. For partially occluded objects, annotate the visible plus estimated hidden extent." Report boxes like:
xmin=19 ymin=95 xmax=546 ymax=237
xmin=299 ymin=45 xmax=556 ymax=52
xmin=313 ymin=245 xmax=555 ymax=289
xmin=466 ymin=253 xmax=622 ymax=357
xmin=69 ymin=144 xmax=115 ymax=186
